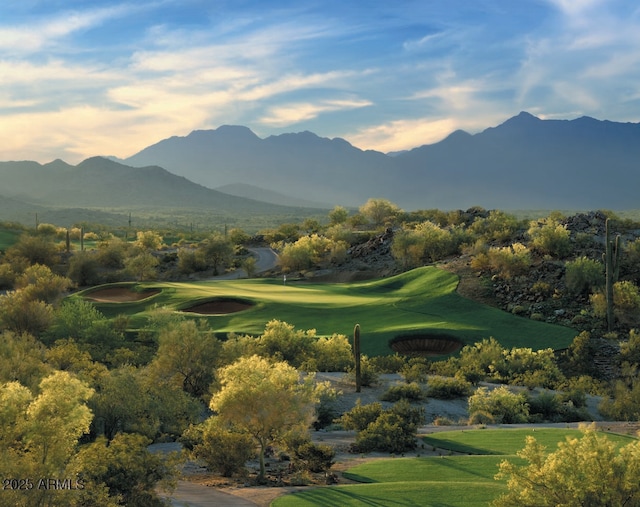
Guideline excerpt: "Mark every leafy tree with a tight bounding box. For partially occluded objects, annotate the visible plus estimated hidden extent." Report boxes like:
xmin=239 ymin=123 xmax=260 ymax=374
xmin=200 ymin=233 xmax=234 ymax=275
xmin=149 ymin=319 xmax=220 ymax=398
xmin=258 ymin=319 xmax=316 ymax=367
xmin=183 ymin=417 xmax=254 ymax=477
xmin=391 ymin=228 xmax=426 ymax=268
xmin=0 ymin=290 xmax=54 ymax=336
xmin=46 ymin=299 xmax=123 ymax=360
xmin=359 ymin=198 xmax=401 ymax=228
xmin=0 ymin=372 xmax=93 ymax=507
xmin=209 ymin=355 xmax=319 ymax=481
xmin=328 ymin=205 xmax=349 ymax=225
xmin=134 ymin=230 xmax=164 ymax=251
xmin=5 ymin=234 xmax=59 ymax=267
xmin=494 ymin=425 xmax=640 ymax=507
xmin=177 ymin=247 xmax=207 ymax=274
xmin=0 ymin=331 xmax=50 ymax=392
xmin=67 ymin=250 xmax=100 ymax=286
xmin=241 ymin=255 xmax=257 ymax=277
xmin=15 ymin=263 xmax=71 ymax=303
xmin=96 ymin=236 xmax=128 ymax=269
xmin=124 ymin=252 xmax=159 ymax=281
xmin=74 ymin=432 xmax=180 ymax=507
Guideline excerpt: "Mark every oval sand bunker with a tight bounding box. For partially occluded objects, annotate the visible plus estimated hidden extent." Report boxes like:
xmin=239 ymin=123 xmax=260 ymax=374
xmin=390 ymin=332 xmax=463 ymax=356
xmin=182 ymin=298 xmax=254 ymax=315
xmin=85 ymin=287 xmax=161 ymax=303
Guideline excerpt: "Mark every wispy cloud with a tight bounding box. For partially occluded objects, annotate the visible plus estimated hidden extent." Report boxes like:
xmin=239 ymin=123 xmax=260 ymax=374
xmin=260 ymin=98 xmax=372 ymax=127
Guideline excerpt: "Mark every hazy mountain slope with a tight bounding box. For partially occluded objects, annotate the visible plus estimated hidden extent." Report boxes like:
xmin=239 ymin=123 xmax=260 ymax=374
xmin=394 ymin=112 xmax=640 ymax=209
xmin=214 ymin=183 xmax=333 ymax=209
xmin=123 ymin=126 xmax=397 ymax=207
xmin=0 ymin=157 xmax=317 ymax=214
xmin=122 ymin=113 xmax=640 ymax=210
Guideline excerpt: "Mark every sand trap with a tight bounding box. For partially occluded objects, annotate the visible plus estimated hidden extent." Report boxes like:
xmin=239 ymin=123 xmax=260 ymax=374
xmin=182 ymin=298 xmax=254 ymax=315
xmin=390 ymin=333 xmax=463 ymax=356
xmin=85 ymin=287 xmax=161 ymax=303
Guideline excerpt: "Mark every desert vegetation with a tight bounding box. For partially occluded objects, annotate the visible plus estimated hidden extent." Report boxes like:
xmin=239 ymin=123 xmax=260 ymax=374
xmin=0 ymin=202 xmax=640 ymax=506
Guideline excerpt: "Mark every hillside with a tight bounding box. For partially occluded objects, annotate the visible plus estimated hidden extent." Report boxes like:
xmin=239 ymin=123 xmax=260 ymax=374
xmin=0 ymin=157 xmax=328 ymax=227
xmin=121 ymin=112 xmax=640 ymax=211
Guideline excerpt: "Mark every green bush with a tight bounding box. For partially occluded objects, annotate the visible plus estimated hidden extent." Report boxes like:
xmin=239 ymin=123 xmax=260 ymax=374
xmin=352 ymin=400 xmax=425 ymax=453
xmin=527 ymin=217 xmax=572 ymax=258
xmin=368 ymin=353 xmax=407 ymax=373
xmin=426 ymin=376 xmax=472 ymax=399
xmin=400 ymin=357 xmax=430 ymax=383
xmin=184 ymin=418 xmax=254 ymax=477
xmin=346 ymin=355 xmax=380 ymax=387
xmin=338 ymin=400 xmax=383 ymax=431
xmin=290 ymin=441 xmax=335 ymax=473
xmin=380 ymin=382 xmax=424 ymax=402
xmin=468 ymin=386 xmax=529 ymax=424
xmin=565 ymin=256 xmax=604 ymax=296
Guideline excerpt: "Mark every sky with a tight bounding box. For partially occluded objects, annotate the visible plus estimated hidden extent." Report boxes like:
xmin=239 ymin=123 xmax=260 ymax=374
xmin=0 ymin=0 xmax=639 ymax=164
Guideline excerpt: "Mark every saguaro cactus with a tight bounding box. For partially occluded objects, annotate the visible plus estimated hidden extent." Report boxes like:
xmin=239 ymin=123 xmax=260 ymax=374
xmin=603 ymin=218 xmax=620 ymax=332
xmin=353 ymin=324 xmax=361 ymax=393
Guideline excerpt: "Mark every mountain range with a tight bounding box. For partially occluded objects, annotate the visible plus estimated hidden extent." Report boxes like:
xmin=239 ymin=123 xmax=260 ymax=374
xmin=121 ymin=111 xmax=640 ymax=210
xmin=1 ymin=112 xmax=639 ymax=228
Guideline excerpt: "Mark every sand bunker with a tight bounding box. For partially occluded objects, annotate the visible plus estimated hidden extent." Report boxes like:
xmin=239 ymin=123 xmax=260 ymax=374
xmin=182 ymin=298 xmax=254 ymax=315
xmin=85 ymin=287 xmax=161 ymax=303
xmin=390 ymin=332 xmax=463 ymax=356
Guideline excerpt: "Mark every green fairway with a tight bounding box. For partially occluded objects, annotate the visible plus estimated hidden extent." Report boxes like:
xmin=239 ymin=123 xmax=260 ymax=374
xmin=272 ymin=428 xmax=638 ymax=507
xmin=77 ymin=266 xmax=578 ymax=355
xmin=0 ymin=228 xmax=21 ymax=250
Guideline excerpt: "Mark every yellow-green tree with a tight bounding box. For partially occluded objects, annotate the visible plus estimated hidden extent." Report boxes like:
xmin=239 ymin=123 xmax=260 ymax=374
xmin=494 ymin=425 xmax=640 ymax=507
xmin=209 ymin=355 xmax=318 ymax=481
xmin=0 ymin=371 xmax=93 ymax=507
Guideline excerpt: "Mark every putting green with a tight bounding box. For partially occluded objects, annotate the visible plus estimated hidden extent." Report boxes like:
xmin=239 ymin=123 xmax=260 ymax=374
xmin=76 ymin=267 xmax=578 ymax=356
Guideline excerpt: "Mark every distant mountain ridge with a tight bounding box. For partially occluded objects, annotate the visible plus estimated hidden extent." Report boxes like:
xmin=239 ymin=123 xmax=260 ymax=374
xmin=121 ymin=112 xmax=640 ymax=210
xmin=1 ymin=112 xmax=639 ymax=219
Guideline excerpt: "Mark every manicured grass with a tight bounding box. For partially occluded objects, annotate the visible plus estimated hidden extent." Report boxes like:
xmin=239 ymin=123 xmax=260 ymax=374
xmin=420 ymin=428 xmax=639 ymax=455
xmin=0 ymin=228 xmax=20 ymax=250
xmin=76 ymin=266 xmax=578 ymax=356
xmin=272 ymin=428 xmax=638 ymax=507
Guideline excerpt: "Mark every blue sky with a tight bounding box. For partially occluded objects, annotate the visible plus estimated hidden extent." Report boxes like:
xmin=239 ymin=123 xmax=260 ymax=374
xmin=1 ymin=0 xmax=639 ymax=163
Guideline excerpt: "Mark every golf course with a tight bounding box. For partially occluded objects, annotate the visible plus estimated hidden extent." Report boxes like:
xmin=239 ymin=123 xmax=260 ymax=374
xmin=77 ymin=266 xmax=577 ymax=356
xmin=272 ymin=427 xmax=639 ymax=507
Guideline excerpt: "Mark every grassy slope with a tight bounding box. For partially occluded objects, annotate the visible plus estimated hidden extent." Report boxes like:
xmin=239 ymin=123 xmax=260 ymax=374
xmin=78 ymin=266 xmax=577 ymax=355
xmin=273 ymin=429 xmax=638 ymax=507
xmin=0 ymin=228 xmax=20 ymax=250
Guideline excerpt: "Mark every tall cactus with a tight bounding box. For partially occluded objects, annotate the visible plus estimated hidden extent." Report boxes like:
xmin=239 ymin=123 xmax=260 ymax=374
xmin=353 ymin=324 xmax=361 ymax=393
xmin=603 ymin=218 xmax=620 ymax=332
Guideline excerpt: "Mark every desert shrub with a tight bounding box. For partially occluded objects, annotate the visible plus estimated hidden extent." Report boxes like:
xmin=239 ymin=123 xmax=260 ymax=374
xmin=400 ymin=357 xmax=430 ymax=383
xmin=368 ymin=353 xmax=406 ymax=373
xmin=353 ymin=400 xmax=425 ymax=453
xmin=177 ymin=248 xmax=207 ymax=274
xmin=527 ymin=217 xmax=572 ymax=258
xmin=96 ymin=238 xmax=128 ymax=268
xmin=468 ymin=386 xmax=529 ymax=424
xmin=67 ymin=251 xmax=100 ymax=286
xmin=468 ymin=210 xmax=521 ymax=243
xmin=338 ymin=401 xmax=383 ymax=432
xmin=14 ymin=264 xmax=71 ymax=304
xmin=380 ymin=382 xmax=424 ymax=402
xmin=498 ymin=347 xmax=565 ymax=389
xmin=0 ymin=263 xmax=16 ymax=289
xmin=183 ymin=418 xmax=254 ymax=477
xmin=426 ymin=376 xmax=472 ymax=399
xmin=313 ymin=382 xmax=341 ymax=430
xmin=455 ymin=338 xmax=506 ymax=384
xmin=309 ymin=333 xmax=352 ymax=372
xmin=468 ymin=410 xmax=495 ymax=425
xmin=599 ymin=379 xmax=640 ymax=421
xmin=0 ymin=290 xmax=54 ymax=336
xmin=531 ymin=280 xmax=553 ymax=297
xmin=346 ymin=355 xmax=380 ymax=387
xmin=5 ymin=234 xmax=59 ymax=267
xmin=290 ymin=440 xmax=335 ymax=473
xmin=565 ymin=256 xmax=604 ymax=296
xmin=591 ymin=280 xmax=640 ymax=326
xmin=486 ymin=243 xmax=531 ymax=279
